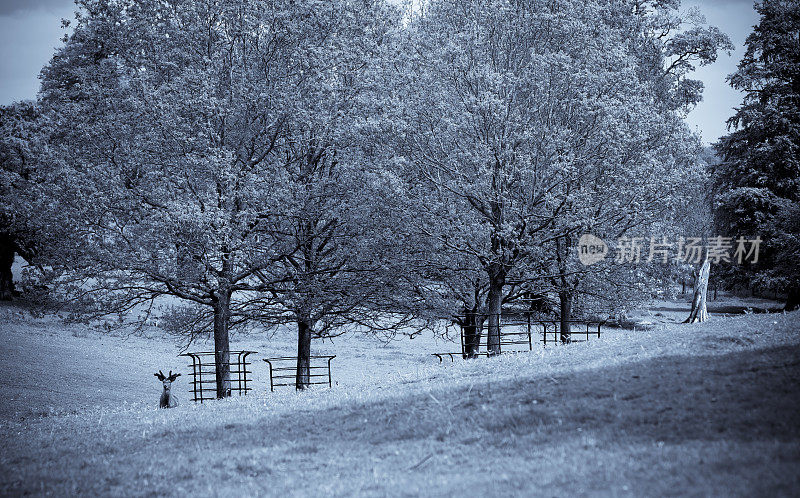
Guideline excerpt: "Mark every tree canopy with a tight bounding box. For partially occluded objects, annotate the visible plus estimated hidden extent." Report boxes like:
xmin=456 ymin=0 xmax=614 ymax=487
xmin=2 ymin=0 xmax=738 ymax=387
xmin=388 ymin=0 xmax=728 ymax=347
xmin=37 ymin=0 xmax=403 ymax=393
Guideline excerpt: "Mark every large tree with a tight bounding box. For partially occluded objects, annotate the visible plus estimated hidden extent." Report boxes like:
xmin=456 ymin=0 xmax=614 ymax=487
xmin=713 ymin=0 xmax=800 ymax=311
xmin=234 ymin=0 xmax=405 ymax=390
xmin=37 ymin=0 xmax=396 ymax=396
xmin=392 ymin=0 xmax=727 ymax=350
xmin=245 ymin=143 xmax=413 ymax=389
xmin=537 ymin=0 xmax=732 ymax=336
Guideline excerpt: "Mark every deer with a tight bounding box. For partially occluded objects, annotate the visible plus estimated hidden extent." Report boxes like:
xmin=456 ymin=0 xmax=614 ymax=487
xmin=154 ymin=370 xmax=181 ymax=408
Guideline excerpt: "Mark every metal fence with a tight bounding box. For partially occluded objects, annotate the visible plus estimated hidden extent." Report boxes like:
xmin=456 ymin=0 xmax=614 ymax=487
xmin=433 ymin=313 xmax=605 ymax=361
xmin=179 ymin=351 xmax=257 ymax=403
xmin=263 ymin=355 xmax=336 ymax=391
xmin=536 ymin=320 xmax=602 ymax=345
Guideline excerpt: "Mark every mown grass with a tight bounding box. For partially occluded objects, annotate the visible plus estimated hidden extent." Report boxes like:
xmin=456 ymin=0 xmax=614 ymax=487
xmin=1 ymin=312 xmax=799 ymax=496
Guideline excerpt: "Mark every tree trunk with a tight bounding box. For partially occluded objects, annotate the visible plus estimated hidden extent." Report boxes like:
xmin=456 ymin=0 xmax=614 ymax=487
xmin=461 ymin=310 xmax=485 ymax=358
xmin=213 ymin=291 xmax=232 ymax=398
xmin=685 ymin=255 xmax=710 ymax=323
xmin=0 ymin=235 xmax=15 ymax=301
xmin=559 ymin=290 xmax=573 ymax=343
xmin=461 ymin=314 xmax=477 ymax=358
xmin=785 ymin=289 xmax=800 ymax=312
xmin=461 ymin=311 xmax=480 ymax=359
xmin=475 ymin=315 xmax=485 ymax=355
xmin=486 ymin=269 xmax=504 ymax=356
xmin=485 ymin=162 xmax=507 ymax=356
xmin=296 ymin=318 xmax=312 ymax=390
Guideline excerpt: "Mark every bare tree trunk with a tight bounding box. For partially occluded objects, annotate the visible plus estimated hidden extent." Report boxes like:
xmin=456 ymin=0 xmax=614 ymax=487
xmin=559 ymin=290 xmax=573 ymax=343
xmin=785 ymin=289 xmax=800 ymax=312
xmin=0 ymin=235 xmax=15 ymax=301
xmin=461 ymin=314 xmax=476 ymax=358
xmin=213 ymin=291 xmax=232 ymax=398
xmin=296 ymin=318 xmax=312 ymax=390
xmin=486 ymin=267 xmax=504 ymax=355
xmin=685 ymin=254 xmax=710 ymax=323
xmin=485 ymin=162 xmax=508 ymax=356
xmin=474 ymin=315 xmax=485 ymax=354
xmin=462 ymin=311 xmax=478 ymax=358
xmin=554 ymin=236 xmax=576 ymax=343
xmin=461 ymin=309 xmax=486 ymax=358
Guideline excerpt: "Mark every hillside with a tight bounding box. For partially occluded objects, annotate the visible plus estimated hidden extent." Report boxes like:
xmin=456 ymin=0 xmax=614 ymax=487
xmin=1 ymin=303 xmax=798 ymax=496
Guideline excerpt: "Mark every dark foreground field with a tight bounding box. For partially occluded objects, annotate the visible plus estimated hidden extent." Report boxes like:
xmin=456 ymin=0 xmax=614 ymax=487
xmin=1 ymin=308 xmax=798 ymax=496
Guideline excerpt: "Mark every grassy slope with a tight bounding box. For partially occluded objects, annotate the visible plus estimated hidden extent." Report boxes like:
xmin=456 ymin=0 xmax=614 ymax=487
xmin=0 ymin=307 xmax=799 ymax=496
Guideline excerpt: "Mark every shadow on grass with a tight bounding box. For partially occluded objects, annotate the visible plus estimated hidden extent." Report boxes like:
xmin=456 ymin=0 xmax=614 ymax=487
xmin=164 ymin=342 xmax=800 ymax=453
xmin=330 ymin=343 xmax=800 ymax=448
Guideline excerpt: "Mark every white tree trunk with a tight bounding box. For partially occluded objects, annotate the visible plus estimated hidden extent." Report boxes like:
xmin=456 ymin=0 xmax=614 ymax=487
xmin=685 ymin=254 xmax=711 ymax=323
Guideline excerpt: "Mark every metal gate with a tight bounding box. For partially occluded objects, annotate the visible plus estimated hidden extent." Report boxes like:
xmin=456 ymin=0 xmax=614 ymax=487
xmin=179 ymin=351 xmax=257 ymax=403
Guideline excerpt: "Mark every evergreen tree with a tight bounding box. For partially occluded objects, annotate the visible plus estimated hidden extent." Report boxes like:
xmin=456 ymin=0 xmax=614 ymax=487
xmin=713 ymin=0 xmax=800 ymax=310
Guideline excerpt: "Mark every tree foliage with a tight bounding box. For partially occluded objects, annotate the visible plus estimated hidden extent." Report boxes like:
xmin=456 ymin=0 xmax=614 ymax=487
xmin=390 ymin=0 xmax=727 ymax=346
xmin=713 ymin=0 xmax=800 ymax=310
xmin=8 ymin=0 xmax=740 ymax=379
xmin=37 ymin=0 xmax=401 ymax=392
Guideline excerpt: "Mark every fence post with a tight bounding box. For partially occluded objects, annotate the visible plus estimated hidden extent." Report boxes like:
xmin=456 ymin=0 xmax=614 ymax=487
xmin=195 ymin=354 xmax=203 ymax=403
xmin=498 ymin=313 xmax=502 ymax=354
xmin=327 ymin=356 xmax=335 ymax=388
xmin=190 ymin=354 xmax=199 ymax=402
xmin=527 ymin=313 xmax=532 ymax=350
xmin=263 ymin=359 xmax=274 ymax=392
xmin=237 ymin=352 xmax=242 ymax=395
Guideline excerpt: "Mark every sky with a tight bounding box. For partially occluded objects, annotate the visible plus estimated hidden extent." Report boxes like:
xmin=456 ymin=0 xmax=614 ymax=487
xmin=0 ymin=0 xmax=759 ymax=144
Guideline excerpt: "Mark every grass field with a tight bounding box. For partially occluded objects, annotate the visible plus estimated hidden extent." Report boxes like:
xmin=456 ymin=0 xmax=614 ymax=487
xmin=1 ymin=297 xmax=798 ymax=496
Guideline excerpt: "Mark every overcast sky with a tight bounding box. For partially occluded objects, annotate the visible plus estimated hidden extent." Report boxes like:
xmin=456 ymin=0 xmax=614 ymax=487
xmin=0 ymin=0 xmax=758 ymax=144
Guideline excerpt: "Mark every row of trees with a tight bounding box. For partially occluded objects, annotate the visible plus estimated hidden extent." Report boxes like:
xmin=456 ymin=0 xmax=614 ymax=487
xmin=1 ymin=0 xmax=732 ymax=394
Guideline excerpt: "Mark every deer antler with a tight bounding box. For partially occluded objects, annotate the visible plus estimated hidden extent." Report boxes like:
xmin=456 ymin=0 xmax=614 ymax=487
xmin=156 ymin=370 xmax=181 ymax=382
